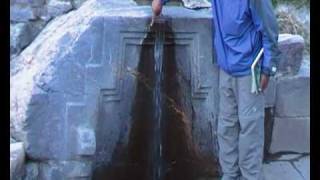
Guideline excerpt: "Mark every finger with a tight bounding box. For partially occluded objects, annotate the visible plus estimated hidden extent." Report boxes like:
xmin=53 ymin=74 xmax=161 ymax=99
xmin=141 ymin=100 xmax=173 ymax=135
xmin=261 ymin=81 xmax=268 ymax=91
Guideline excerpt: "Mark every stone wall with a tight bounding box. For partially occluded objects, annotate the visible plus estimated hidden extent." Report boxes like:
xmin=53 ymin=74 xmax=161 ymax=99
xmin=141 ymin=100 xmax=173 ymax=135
xmin=10 ymin=142 xmax=26 ymax=180
xmin=264 ymin=34 xmax=310 ymax=155
xmin=10 ymin=0 xmax=87 ymax=58
xmin=10 ymin=0 xmax=212 ymax=59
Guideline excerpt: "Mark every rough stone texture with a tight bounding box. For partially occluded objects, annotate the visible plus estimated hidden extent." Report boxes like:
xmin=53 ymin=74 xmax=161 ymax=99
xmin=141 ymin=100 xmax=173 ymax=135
xmin=10 ymin=0 xmax=218 ymax=177
xmin=276 ymin=154 xmax=304 ymax=161
xmin=181 ymin=0 xmax=211 ymax=9
xmin=39 ymin=161 xmax=92 ymax=179
xmin=263 ymin=161 xmax=304 ymax=180
xmin=29 ymin=20 xmax=48 ymax=34
xmin=10 ymin=4 xmax=37 ymax=22
xmin=298 ymin=57 xmax=310 ymax=77
xmin=47 ymin=0 xmax=73 ymax=18
xmin=75 ymin=127 xmax=96 ymax=155
xmin=24 ymin=162 xmax=39 ymax=180
xmin=63 ymin=161 xmax=92 ymax=178
xmin=275 ymin=4 xmax=310 ymax=55
xmin=39 ymin=162 xmax=64 ymax=180
xmin=269 ymin=64 xmax=310 ymax=154
xmin=11 ymin=137 xmax=17 ymax=144
xmin=10 ymin=0 xmax=50 ymax=57
xmin=275 ymin=75 xmax=310 ymax=117
xmin=14 ymin=0 xmax=46 ymax=7
xmin=10 ymin=20 xmax=47 ymax=57
xmin=10 ymin=142 xmax=25 ymax=180
xmin=33 ymin=7 xmax=53 ymax=22
xmin=269 ymin=117 xmax=310 ymax=153
xmin=277 ymin=34 xmax=304 ymax=76
xmin=72 ymin=0 xmax=87 ymax=9
xmin=10 ymin=23 xmax=29 ymax=55
xmin=10 ymin=0 xmax=88 ymax=58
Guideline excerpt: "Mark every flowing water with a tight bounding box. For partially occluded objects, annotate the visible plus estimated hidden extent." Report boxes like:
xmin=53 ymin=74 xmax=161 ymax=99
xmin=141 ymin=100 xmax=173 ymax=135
xmin=153 ymin=20 xmax=165 ymax=180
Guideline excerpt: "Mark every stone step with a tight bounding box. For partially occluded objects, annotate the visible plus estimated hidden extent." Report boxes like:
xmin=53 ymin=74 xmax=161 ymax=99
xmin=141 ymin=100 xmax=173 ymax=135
xmin=263 ymin=161 xmax=305 ymax=180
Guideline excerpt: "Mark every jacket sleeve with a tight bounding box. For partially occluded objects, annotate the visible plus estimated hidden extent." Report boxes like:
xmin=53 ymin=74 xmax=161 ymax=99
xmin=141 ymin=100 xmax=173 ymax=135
xmin=162 ymin=0 xmax=170 ymax=5
xmin=249 ymin=0 xmax=281 ymax=76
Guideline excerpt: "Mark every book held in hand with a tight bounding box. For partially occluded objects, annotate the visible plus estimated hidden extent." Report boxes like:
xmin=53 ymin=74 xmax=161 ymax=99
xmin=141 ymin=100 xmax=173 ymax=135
xmin=251 ymin=48 xmax=264 ymax=94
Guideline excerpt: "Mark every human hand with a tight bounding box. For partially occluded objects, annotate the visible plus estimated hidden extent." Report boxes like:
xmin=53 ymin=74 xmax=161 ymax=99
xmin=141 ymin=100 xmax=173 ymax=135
xmin=152 ymin=0 xmax=163 ymax=17
xmin=151 ymin=0 xmax=162 ymax=27
xmin=260 ymin=74 xmax=269 ymax=92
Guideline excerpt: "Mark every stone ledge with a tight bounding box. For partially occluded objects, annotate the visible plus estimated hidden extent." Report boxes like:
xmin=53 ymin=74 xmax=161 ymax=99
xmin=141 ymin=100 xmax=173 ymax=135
xmin=24 ymin=162 xmax=39 ymax=180
xmin=263 ymin=161 xmax=305 ymax=180
xmin=269 ymin=117 xmax=309 ymax=154
xmin=278 ymin=34 xmax=304 ymax=76
xmin=10 ymin=4 xmax=37 ymax=22
xmin=39 ymin=160 xmax=92 ymax=179
xmin=275 ymin=75 xmax=310 ymax=118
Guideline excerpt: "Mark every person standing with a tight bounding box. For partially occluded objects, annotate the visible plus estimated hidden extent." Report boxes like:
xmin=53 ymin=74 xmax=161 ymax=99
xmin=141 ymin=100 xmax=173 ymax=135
xmin=151 ymin=0 xmax=281 ymax=179
xmin=211 ymin=0 xmax=280 ymax=180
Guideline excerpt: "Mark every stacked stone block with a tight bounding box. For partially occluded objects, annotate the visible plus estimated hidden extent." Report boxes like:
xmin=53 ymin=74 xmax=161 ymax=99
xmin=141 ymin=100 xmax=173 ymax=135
xmin=10 ymin=0 xmax=88 ymax=58
xmin=264 ymin=34 xmax=310 ymax=154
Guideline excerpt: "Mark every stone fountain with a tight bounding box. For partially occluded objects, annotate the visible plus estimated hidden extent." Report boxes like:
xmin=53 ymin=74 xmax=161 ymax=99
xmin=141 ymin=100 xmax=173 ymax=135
xmin=10 ymin=0 xmax=220 ymax=179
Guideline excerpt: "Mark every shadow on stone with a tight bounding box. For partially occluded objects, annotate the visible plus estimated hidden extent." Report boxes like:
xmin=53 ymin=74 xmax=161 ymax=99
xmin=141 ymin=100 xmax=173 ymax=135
xmin=264 ymin=107 xmax=275 ymax=160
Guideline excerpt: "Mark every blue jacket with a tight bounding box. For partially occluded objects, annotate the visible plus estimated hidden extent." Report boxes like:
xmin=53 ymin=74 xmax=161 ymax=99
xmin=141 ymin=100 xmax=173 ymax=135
xmin=162 ymin=0 xmax=280 ymax=76
xmin=211 ymin=0 xmax=280 ymax=76
xmin=162 ymin=0 xmax=170 ymax=4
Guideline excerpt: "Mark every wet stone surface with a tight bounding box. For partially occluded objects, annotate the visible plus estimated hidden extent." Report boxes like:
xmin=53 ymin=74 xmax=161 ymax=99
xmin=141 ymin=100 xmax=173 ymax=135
xmin=93 ymin=20 xmax=219 ymax=180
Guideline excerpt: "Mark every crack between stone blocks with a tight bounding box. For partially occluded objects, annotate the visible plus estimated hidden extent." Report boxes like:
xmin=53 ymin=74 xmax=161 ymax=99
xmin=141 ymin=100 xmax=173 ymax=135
xmin=265 ymin=152 xmax=308 ymax=162
xmin=36 ymin=81 xmax=59 ymax=94
xmin=274 ymin=115 xmax=310 ymax=119
xmin=35 ymin=81 xmax=87 ymax=98
xmin=290 ymin=160 xmax=306 ymax=180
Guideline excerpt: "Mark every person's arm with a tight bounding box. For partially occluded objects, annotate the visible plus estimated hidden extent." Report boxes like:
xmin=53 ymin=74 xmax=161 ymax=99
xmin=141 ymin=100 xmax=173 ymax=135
xmin=152 ymin=0 xmax=164 ymax=17
xmin=151 ymin=0 xmax=169 ymax=26
xmin=152 ymin=0 xmax=170 ymax=16
xmin=249 ymin=0 xmax=281 ymax=77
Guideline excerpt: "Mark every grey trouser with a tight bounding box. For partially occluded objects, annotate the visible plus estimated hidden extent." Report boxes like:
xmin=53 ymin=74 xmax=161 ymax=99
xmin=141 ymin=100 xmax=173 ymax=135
xmin=218 ymin=69 xmax=265 ymax=180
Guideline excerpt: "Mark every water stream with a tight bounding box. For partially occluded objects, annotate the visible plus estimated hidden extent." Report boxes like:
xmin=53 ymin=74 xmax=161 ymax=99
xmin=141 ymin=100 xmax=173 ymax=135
xmin=152 ymin=21 xmax=165 ymax=180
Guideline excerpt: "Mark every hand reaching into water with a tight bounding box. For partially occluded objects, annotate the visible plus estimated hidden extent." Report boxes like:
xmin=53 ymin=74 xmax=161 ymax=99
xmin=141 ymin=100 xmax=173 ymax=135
xmin=151 ymin=0 xmax=163 ymax=27
xmin=152 ymin=0 xmax=163 ymax=16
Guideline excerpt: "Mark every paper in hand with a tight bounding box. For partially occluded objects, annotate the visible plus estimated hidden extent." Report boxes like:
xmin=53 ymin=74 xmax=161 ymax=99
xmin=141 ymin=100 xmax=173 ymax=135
xmin=251 ymin=48 xmax=264 ymax=94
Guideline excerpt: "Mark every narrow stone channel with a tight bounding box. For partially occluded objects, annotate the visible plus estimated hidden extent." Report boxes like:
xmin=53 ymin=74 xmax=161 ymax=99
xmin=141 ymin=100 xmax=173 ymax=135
xmin=153 ymin=20 xmax=165 ymax=180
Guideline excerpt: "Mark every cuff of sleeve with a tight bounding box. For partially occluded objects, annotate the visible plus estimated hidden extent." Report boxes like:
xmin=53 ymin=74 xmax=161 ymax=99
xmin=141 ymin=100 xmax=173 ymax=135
xmin=261 ymin=66 xmax=277 ymax=76
xmin=162 ymin=0 xmax=169 ymax=5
